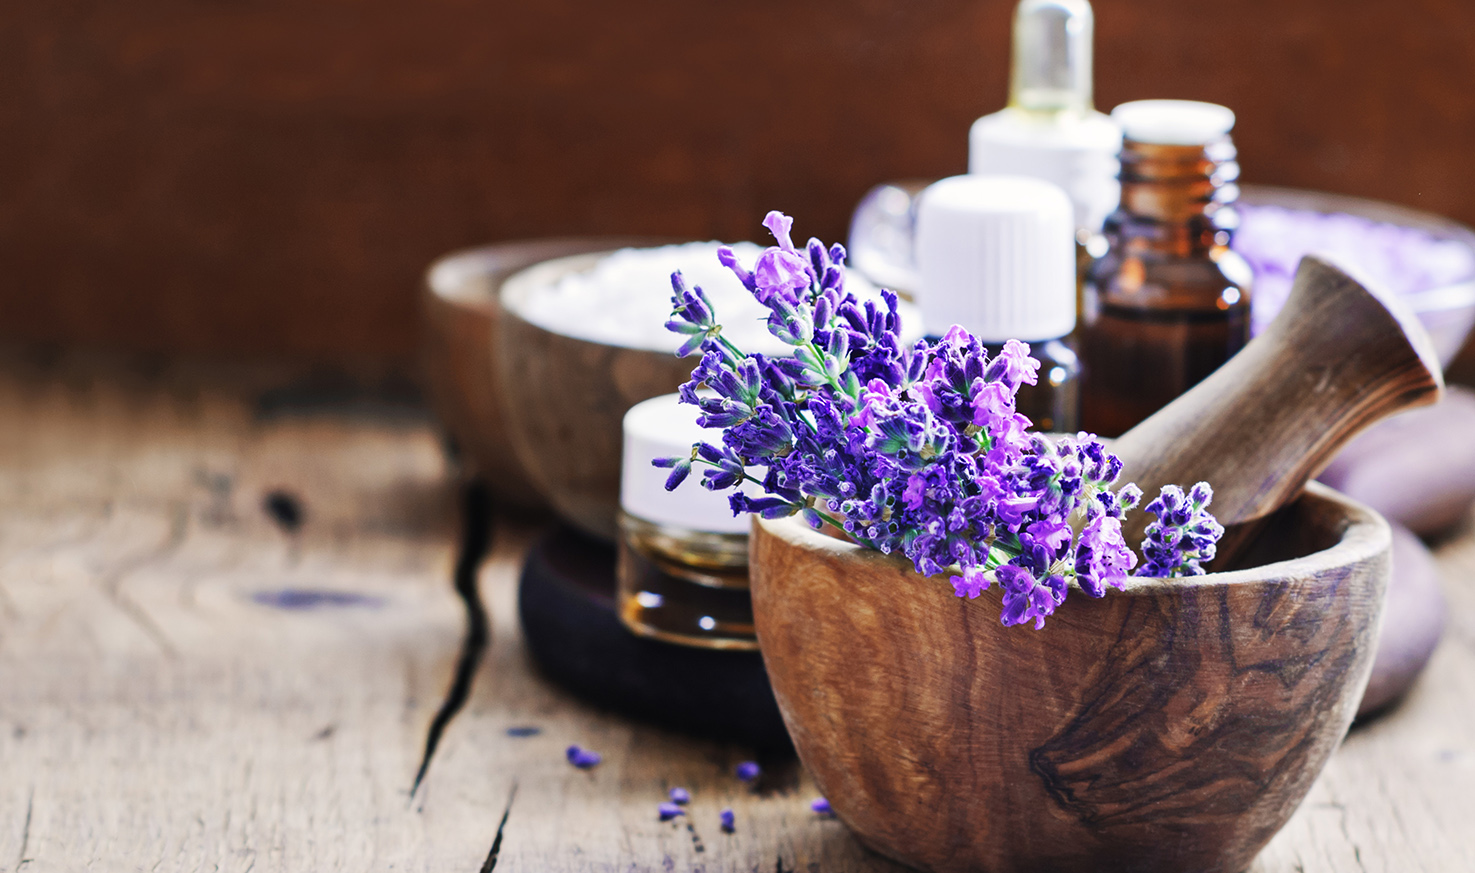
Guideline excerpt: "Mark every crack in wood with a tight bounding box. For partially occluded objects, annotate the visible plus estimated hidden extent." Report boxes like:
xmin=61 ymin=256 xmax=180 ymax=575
xmin=93 ymin=503 xmax=188 ymax=658
xmin=410 ymin=482 xmax=495 ymax=799
xmin=479 ymin=781 xmax=518 ymax=873
xmin=14 ymin=787 xmax=32 ymax=871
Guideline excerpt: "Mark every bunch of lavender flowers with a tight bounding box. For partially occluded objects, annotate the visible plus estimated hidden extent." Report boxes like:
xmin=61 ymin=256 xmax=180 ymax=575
xmin=656 ymin=211 xmax=1224 ymax=629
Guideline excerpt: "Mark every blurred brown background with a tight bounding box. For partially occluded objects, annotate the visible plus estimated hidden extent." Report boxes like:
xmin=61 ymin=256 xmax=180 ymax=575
xmin=2 ymin=0 xmax=1472 ymax=366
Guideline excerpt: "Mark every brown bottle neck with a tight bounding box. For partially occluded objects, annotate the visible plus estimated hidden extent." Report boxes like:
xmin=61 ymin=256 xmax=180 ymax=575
xmin=1114 ymin=137 xmax=1240 ymax=254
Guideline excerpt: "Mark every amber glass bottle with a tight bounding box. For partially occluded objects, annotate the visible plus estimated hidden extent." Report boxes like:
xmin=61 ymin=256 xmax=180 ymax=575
xmin=1079 ymin=100 xmax=1253 ymax=437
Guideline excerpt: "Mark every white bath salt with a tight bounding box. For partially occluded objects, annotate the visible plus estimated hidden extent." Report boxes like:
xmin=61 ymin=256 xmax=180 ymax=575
xmin=510 ymin=241 xmax=923 ymax=354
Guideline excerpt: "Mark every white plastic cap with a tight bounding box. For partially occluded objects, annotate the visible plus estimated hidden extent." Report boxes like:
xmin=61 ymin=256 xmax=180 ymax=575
xmin=621 ymin=393 xmax=750 ymax=535
xmin=1111 ymin=99 xmax=1235 ymax=146
xmin=968 ymin=110 xmax=1123 ymax=234
xmin=916 ymin=175 xmax=1077 ymax=342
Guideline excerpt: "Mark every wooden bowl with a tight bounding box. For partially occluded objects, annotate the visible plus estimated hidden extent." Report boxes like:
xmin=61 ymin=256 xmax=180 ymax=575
xmin=494 ymin=252 xmax=695 ymax=541
xmin=750 ymin=481 xmax=1389 ymax=873
xmin=420 ymin=238 xmax=662 ymax=510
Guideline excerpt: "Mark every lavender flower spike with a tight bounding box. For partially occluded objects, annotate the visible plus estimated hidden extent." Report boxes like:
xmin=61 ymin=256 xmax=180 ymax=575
xmin=662 ymin=209 xmax=1225 ymax=629
xmin=1136 ymin=482 xmax=1225 ymax=577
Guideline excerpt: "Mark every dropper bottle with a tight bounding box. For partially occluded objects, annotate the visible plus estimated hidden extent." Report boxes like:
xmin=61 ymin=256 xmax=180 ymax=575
xmin=969 ymin=0 xmax=1122 ymax=252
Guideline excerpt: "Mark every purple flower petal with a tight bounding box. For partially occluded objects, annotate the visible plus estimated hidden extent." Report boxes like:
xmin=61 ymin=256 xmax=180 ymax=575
xmin=719 ymin=807 xmax=736 ymax=833
xmin=735 ymin=761 xmax=760 ymax=782
xmin=811 ymin=797 xmax=833 ymax=815
xmin=669 ymin=787 xmax=690 ymax=805
xmin=658 ymin=802 xmax=685 ymax=821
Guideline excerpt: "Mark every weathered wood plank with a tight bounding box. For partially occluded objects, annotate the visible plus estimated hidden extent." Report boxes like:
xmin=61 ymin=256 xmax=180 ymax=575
xmin=0 ymin=351 xmax=1471 ymax=872
xmin=0 ymin=355 xmax=485 ymax=872
xmin=418 ymin=514 xmax=904 ymax=873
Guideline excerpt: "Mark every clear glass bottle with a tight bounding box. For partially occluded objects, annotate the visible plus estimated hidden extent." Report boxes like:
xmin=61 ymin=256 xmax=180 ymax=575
xmin=969 ymin=0 xmax=1122 ymax=252
xmin=1080 ymin=100 xmax=1254 ymax=437
xmin=617 ymin=394 xmax=757 ymax=651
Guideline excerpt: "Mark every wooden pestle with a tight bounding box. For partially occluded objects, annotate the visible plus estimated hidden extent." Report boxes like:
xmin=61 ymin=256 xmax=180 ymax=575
xmin=1109 ymin=255 xmax=1445 ymax=565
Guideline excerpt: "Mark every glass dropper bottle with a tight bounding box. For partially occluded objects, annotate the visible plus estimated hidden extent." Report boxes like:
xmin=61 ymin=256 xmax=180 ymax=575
xmin=969 ymin=0 xmax=1122 ymax=252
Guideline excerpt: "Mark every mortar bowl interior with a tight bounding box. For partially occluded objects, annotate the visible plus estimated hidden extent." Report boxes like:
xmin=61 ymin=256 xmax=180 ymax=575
xmin=749 ymin=481 xmax=1389 ymax=873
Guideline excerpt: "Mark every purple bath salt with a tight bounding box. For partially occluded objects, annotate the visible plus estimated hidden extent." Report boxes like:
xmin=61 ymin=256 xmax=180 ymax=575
xmin=1232 ymin=204 xmax=1475 ymax=336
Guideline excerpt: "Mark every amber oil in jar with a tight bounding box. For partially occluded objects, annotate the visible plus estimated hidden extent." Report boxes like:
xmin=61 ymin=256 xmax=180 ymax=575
xmin=618 ymin=393 xmax=758 ymax=652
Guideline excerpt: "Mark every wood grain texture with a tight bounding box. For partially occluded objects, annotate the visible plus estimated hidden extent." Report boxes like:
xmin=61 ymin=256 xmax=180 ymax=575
xmin=0 ymin=348 xmax=1472 ymax=871
xmin=7 ymin=1 xmax=1475 ymax=365
xmin=751 ymin=485 xmax=1389 ymax=873
xmin=1112 ymin=255 xmax=1444 ymax=558
xmin=0 ymin=348 xmax=481 ymax=870
xmin=494 ymin=253 xmax=695 ymax=541
xmin=421 ymin=237 xmax=663 ymax=509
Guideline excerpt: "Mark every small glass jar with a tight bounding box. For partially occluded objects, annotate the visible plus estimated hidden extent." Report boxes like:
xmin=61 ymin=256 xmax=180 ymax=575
xmin=616 ymin=512 xmax=756 ymax=650
xmin=617 ymin=393 xmax=758 ymax=651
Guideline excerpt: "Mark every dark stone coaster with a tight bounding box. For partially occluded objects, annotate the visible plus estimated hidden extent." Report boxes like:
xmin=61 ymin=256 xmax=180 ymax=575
xmin=518 ymin=524 xmax=793 ymax=752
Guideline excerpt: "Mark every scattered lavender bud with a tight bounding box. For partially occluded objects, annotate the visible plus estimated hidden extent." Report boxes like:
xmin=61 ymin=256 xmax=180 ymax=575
xmin=719 ymin=808 xmax=736 ymax=833
xmin=658 ymin=802 xmax=685 ymax=821
xmin=669 ymin=787 xmax=691 ymax=805
xmin=566 ymin=745 xmax=601 ymax=769
xmin=505 ymin=726 xmax=541 ymax=737
xmin=811 ymin=797 xmax=833 ymax=816
xmin=735 ymin=761 xmax=760 ymax=782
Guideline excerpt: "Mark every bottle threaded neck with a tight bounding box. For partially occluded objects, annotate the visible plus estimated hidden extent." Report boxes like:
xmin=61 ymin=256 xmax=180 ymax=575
xmin=1118 ymin=137 xmax=1240 ymax=225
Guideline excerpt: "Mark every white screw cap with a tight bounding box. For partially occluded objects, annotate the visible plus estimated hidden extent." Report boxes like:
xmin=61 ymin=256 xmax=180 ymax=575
xmin=1111 ymin=99 xmax=1235 ymax=146
xmin=621 ymin=393 xmax=750 ymax=534
xmin=916 ymin=175 xmax=1077 ymax=342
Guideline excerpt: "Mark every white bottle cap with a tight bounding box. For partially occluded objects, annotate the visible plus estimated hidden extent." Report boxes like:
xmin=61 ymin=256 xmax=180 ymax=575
xmin=968 ymin=112 xmax=1123 ymax=235
xmin=915 ymin=175 xmax=1077 ymax=342
xmin=621 ymin=393 xmax=751 ymax=535
xmin=1111 ymin=99 xmax=1235 ymax=146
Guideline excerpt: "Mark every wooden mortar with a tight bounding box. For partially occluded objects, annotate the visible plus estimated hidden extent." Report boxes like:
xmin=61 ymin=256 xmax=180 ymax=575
xmin=495 ymin=252 xmax=696 ymax=541
xmin=750 ymin=482 xmax=1388 ymax=873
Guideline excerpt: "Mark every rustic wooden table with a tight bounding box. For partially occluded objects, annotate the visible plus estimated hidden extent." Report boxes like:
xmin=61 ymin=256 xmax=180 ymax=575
xmin=1 ymin=349 xmax=1471 ymax=872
